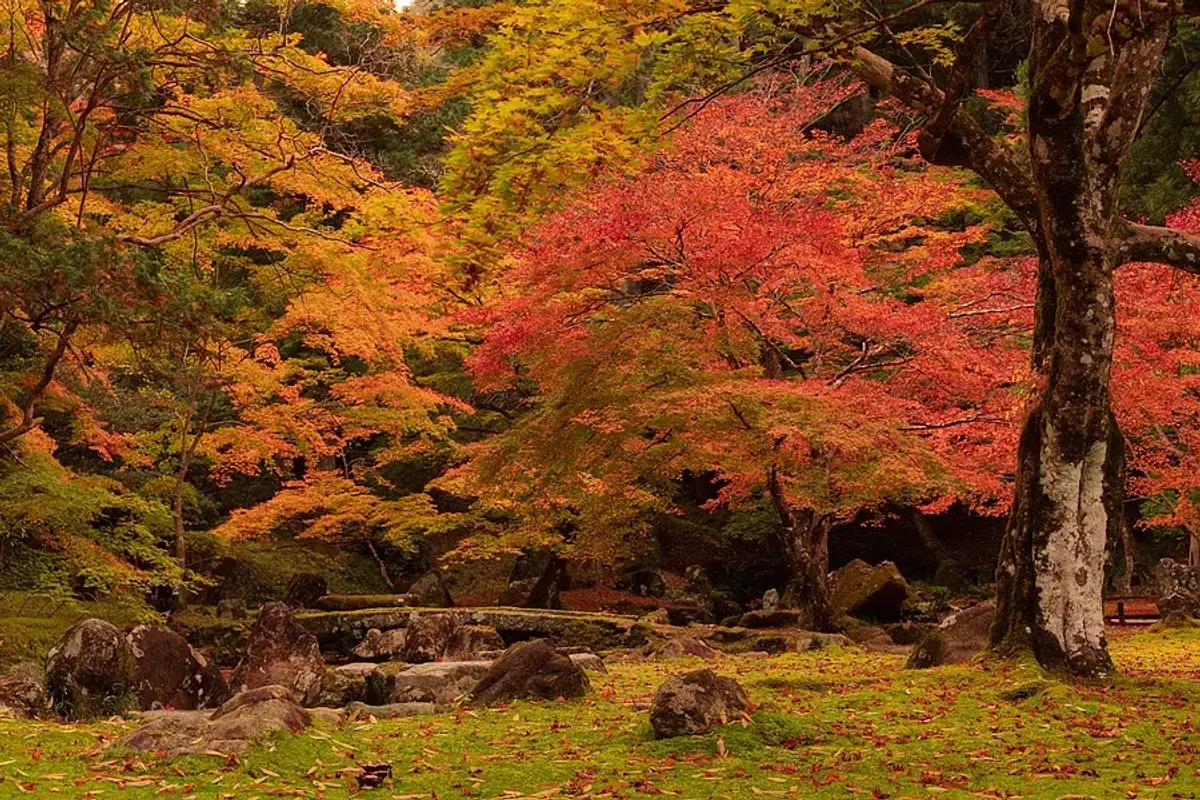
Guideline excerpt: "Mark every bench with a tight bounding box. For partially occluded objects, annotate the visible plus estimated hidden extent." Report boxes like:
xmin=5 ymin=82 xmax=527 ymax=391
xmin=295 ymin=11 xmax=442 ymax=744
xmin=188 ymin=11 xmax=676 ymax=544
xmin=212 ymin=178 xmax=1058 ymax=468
xmin=1104 ymin=595 xmax=1160 ymax=625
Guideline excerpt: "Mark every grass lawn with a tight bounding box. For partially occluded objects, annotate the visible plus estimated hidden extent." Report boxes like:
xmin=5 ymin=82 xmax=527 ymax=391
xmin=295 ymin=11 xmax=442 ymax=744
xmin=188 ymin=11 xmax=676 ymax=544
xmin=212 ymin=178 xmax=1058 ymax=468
xmin=0 ymin=625 xmax=1197 ymax=799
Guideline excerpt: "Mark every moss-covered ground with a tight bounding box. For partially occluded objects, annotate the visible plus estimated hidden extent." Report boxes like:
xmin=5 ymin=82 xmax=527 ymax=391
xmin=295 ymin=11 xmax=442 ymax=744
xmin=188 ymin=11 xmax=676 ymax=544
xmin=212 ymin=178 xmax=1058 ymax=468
xmin=0 ymin=625 xmax=1198 ymax=798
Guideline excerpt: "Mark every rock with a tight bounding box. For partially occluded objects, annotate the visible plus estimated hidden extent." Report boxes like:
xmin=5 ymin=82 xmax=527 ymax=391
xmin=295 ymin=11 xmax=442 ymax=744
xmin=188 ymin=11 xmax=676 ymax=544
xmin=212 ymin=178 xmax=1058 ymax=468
xmin=703 ymin=626 xmax=850 ymax=655
xmin=116 ymin=685 xmax=310 ymax=756
xmin=761 ymin=588 xmax=780 ymax=613
xmin=46 ymin=618 xmax=137 ymax=720
xmin=445 ymin=625 xmax=506 ymax=661
xmin=1152 ymin=559 xmax=1200 ymax=618
xmin=645 ymin=608 xmax=671 ymax=625
xmin=846 ymin=625 xmax=907 ymax=654
xmin=1153 ymin=557 xmax=1199 ymax=598
xmin=498 ymin=578 xmax=539 ymax=607
xmin=604 ymin=650 xmax=647 ymax=664
xmin=364 ymin=663 xmax=409 ymax=705
xmin=569 ymin=653 xmax=607 ymax=673
xmin=620 ymin=568 xmax=667 ymax=598
xmin=407 ymin=570 xmax=454 ymax=608
xmin=0 ymin=663 xmax=44 ymax=718
xmin=666 ymin=603 xmax=709 ymax=626
xmin=217 ymin=598 xmax=248 ymax=620
xmin=738 ymin=610 xmax=805 ymax=629
xmin=932 ymin=558 xmax=968 ymax=590
xmin=345 ymin=701 xmax=437 ymax=720
xmin=285 ymin=574 xmax=328 ymax=609
xmin=229 ymin=602 xmax=325 ymax=706
xmin=829 ymin=559 xmax=909 ymax=622
xmin=526 ymin=555 xmax=570 ymax=609
xmin=128 ymin=624 xmax=228 ymax=711
xmin=335 ymin=662 xmax=379 ymax=679
xmin=314 ymin=594 xmax=409 ymax=611
xmin=388 ymin=661 xmax=492 ymax=705
xmin=683 ymin=565 xmax=712 ymax=596
xmin=470 ymin=640 xmax=591 ymax=707
xmin=400 ymin=612 xmax=464 ymax=663
xmin=882 ymin=622 xmax=931 ymax=645
xmin=352 ymin=628 xmax=407 ymax=661
xmin=651 ymin=639 xmax=722 ymax=661
xmin=785 ymin=632 xmax=853 ymax=652
xmin=315 ymin=668 xmax=367 ymax=707
xmin=1157 ymin=591 xmax=1196 ymax=621
xmin=649 ymin=669 xmax=750 ymax=738
xmin=907 ymin=601 xmax=995 ymax=669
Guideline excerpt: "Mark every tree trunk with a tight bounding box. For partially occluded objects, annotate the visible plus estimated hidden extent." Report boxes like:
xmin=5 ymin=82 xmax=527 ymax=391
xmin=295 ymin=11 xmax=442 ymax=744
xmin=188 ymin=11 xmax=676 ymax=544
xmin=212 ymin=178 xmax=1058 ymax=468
xmin=1188 ymin=528 xmax=1200 ymax=570
xmin=766 ymin=466 xmax=838 ymax=632
xmin=910 ymin=509 xmax=949 ymax=563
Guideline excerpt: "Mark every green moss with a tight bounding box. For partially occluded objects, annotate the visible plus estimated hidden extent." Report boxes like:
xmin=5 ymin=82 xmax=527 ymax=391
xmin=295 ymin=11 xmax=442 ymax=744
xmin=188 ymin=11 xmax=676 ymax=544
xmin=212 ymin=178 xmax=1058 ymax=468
xmin=0 ymin=628 xmax=1198 ymax=797
xmin=0 ymin=591 xmax=156 ymax=669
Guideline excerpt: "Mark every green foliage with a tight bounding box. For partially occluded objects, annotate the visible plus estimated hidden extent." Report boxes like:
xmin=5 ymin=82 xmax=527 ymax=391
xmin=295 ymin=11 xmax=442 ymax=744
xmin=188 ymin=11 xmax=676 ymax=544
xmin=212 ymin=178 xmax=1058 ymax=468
xmin=0 ymin=452 xmax=183 ymax=597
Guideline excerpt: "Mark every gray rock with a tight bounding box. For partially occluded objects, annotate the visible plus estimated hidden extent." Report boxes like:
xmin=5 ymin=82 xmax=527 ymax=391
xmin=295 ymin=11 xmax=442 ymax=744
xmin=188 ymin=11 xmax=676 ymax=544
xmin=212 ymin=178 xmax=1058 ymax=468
xmin=406 ymin=570 xmax=454 ymax=608
xmin=651 ymin=639 xmax=722 ymax=662
xmin=0 ymin=663 xmax=44 ymax=718
xmin=907 ymin=601 xmax=995 ymax=669
xmin=229 ymin=602 xmax=325 ymax=705
xmin=649 ymin=669 xmax=750 ymax=738
xmin=445 ymin=625 xmax=505 ymax=661
xmin=470 ymin=640 xmax=591 ymax=707
xmin=128 ymin=624 xmax=228 ymax=711
xmin=46 ymin=618 xmax=137 ymax=720
xmin=352 ymin=628 xmax=406 ymax=661
xmin=116 ymin=685 xmax=310 ymax=756
xmin=345 ymin=701 xmax=437 ymax=720
xmin=569 ymin=653 xmax=607 ymax=673
xmin=683 ymin=565 xmax=712 ymax=596
xmin=762 ymin=588 xmax=780 ymax=613
xmin=315 ymin=668 xmax=367 ymax=707
xmin=388 ymin=661 xmax=492 ymax=705
xmin=400 ymin=612 xmax=464 ymax=663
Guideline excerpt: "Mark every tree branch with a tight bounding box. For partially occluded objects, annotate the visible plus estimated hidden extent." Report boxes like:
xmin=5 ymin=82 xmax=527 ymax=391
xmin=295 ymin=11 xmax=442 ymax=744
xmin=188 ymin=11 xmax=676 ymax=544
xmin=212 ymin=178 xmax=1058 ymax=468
xmin=1112 ymin=219 xmax=1200 ymax=273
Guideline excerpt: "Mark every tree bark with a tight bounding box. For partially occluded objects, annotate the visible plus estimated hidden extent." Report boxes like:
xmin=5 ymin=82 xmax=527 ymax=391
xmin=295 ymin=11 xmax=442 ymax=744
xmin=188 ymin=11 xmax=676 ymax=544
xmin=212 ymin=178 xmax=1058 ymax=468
xmin=766 ymin=466 xmax=839 ymax=632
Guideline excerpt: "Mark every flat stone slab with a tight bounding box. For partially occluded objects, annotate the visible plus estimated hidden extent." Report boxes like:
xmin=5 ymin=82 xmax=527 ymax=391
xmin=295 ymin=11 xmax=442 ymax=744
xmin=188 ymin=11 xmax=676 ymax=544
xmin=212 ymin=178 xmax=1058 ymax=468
xmin=295 ymin=607 xmax=644 ymax=652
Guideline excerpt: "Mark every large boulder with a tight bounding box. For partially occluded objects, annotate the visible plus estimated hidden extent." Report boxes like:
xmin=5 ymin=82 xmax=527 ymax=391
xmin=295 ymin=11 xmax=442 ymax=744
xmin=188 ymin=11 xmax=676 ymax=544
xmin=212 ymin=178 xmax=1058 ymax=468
xmin=46 ymin=618 xmax=137 ymax=719
xmin=230 ymin=602 xmax=325 ymax=705
xmin=387 ymin=661 xmax=492 ymax=705
xmin=400 ymin=612 xmax=464 ymax=663
xmin=406 ymin=571 xmax=454 ymax=608
xmin=649 ymin=669 xmax=751 ymax=738
xmin=445 ymin=625 xmax=505 ymax=661
xmin=906 ymin=601 xmax=996 ymax=669
xmin=0 ymin=663 xmax=45 ymax=718
xmin=285 ymin=574 xmax=328 ymax=609
xmin=469 ymin=640 xmax=591 ymax=707
xmin=352 ymin=628 xmax=407 ymax=661
xmin=1152 ymin=558 xmax=1199 ymax=597
xmin=829 ymin=559 xmax=909 ymax=622
xmin=1152 ymin=559 xmax=1200 ymax=617
xmin=128 ymin=624 xmax=228 ymax=711
xmin=117 ymin=685 xmax=310 ymax=756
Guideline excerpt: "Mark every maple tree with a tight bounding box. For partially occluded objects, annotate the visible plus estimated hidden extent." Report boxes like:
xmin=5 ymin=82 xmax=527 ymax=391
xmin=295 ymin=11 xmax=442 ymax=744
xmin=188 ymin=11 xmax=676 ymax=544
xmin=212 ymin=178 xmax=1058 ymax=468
xmin=451 ymin=84 xmax=1031 ymax=629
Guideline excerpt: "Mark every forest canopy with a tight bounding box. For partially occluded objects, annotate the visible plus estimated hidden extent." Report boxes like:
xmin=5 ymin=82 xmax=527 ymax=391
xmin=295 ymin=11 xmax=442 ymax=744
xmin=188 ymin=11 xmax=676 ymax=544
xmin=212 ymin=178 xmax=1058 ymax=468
xmin=6 ymin=0 xmax=1200 ymax=676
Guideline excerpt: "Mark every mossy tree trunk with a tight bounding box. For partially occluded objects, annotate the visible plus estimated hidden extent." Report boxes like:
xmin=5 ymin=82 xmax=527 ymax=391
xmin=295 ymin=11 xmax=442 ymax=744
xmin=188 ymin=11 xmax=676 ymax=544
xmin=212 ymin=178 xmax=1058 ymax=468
xmin=839 ymin=0 xmax=1200 ymax=675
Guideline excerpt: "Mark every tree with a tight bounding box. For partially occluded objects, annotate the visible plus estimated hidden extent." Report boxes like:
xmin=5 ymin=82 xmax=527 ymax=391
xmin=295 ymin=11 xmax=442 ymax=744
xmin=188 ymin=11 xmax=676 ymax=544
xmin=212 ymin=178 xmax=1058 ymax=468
xmin=453 ymin=85 xmax=1027 ymax=630
xmin=442 ymin=0 xmax=1200 ymax=675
